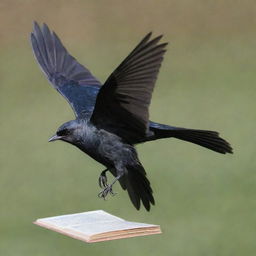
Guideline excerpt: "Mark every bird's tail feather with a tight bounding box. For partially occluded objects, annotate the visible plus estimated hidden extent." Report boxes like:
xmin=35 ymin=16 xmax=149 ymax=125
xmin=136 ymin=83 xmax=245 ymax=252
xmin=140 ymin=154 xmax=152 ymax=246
xmin=151 ymin=126 xmax=233 ymax=154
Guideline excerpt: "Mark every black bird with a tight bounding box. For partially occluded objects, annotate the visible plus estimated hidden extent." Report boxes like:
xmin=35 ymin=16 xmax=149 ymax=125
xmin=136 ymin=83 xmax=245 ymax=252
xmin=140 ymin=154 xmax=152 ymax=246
xmin=31 ymin=22 xmax=232 ymax=211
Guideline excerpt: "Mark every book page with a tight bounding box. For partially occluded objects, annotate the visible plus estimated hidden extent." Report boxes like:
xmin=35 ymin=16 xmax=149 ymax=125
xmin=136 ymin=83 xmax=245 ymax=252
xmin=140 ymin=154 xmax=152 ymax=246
xmin=75 ymin=219 xmax=158 ymax=236
xmin=36 ymin=210 xmax=159 ymax=236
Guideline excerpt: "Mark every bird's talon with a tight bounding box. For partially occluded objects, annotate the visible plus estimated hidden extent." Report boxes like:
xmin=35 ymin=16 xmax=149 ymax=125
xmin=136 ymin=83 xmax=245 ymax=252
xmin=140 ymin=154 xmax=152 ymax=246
xmin=98 ymin=185 xmax=115 ymax=199
xmin=98 ymin=192 xmax=106 ymax=200
xmin=110 ymin=190 xmax=117 ymax=196
xmin=98 ymin=169 xmax=108 ymax=188
xmin=98 ymin=176 xmax=107 ymax=189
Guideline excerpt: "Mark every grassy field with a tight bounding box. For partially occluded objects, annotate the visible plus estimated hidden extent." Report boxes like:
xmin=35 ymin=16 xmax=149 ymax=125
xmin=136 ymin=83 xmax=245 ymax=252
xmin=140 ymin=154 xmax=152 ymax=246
xmin=0 ymin=1 xmax=256 ymax=255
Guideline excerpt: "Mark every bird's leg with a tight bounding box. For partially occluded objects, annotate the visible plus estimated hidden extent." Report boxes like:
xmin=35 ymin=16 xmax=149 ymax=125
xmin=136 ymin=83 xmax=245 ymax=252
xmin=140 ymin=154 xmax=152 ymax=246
xmin=98 ymin=169 xmax=109 ymax=189
xmin=98 ymin=174 xmax=123 ymax=200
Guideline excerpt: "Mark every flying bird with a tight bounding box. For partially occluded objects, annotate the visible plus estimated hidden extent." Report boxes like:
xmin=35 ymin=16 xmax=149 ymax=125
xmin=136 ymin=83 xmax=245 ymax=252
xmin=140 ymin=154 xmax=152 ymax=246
xmin=31 ymin=22 xmax=233 ymax=211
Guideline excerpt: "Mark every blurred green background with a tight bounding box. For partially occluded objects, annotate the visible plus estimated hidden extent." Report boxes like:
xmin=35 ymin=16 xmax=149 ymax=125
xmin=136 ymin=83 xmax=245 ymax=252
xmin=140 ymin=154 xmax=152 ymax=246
xmin=0 ymin=0 xmax=255 ymax=255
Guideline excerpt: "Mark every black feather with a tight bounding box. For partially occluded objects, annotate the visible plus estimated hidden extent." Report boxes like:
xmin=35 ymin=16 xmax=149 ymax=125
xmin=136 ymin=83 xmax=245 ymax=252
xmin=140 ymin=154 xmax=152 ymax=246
xmin=31 ymin=22 xmax=101 ymax=118
xmin=91 ymin=33 xmax=168 ymax=142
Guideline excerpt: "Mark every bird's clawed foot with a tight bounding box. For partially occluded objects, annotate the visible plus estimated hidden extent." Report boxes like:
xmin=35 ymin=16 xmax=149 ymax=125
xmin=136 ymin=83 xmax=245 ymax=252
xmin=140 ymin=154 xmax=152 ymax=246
xmin=98 ymin=169 xmax=108 ymax=189
xmin=98 ymin=169 xmax=117 ymax=200
xmin=98 ymin=184 xmax=116 ymax=200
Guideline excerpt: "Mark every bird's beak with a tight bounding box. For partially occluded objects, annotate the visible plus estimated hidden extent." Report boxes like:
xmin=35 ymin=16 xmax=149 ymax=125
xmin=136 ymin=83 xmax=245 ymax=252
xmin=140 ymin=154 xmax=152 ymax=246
xmin=48 ymin=134 xmax=62 ymax=142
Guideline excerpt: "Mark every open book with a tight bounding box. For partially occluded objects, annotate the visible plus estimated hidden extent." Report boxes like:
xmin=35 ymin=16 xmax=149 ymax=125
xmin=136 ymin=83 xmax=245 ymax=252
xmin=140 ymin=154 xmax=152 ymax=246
xmin=34 ymin=210 xmax=161 ymax=243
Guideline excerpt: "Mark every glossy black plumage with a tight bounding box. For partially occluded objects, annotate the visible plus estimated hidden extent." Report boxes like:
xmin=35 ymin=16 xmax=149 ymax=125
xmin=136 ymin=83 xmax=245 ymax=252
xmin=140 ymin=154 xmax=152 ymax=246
xmin=31 ymin=22 xmax=232 ymax=211
xmin=91 ymin=33 xmax=167 ymax=141
xmin=31 ymin=22 xmax=101 ymax=118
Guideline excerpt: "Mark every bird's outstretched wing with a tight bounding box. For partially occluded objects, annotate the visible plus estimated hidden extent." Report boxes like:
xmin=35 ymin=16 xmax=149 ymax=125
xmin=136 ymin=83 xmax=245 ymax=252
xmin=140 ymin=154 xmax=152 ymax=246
xmin=31 ymin=22 xmax=101 ymax=118
xmin=91 ymin=33 xmax=168 ymax=142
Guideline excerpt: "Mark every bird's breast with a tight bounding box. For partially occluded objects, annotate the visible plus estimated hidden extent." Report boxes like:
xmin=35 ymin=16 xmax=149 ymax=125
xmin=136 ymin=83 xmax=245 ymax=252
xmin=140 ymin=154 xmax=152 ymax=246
xmin=76 ymin=126 xmax=135 ymax=168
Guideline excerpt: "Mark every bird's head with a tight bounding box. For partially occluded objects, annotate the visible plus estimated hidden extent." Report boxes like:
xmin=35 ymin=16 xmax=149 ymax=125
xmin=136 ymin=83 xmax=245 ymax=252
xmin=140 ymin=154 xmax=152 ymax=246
xmin=48 ymin=120 xmax=82 ymax=145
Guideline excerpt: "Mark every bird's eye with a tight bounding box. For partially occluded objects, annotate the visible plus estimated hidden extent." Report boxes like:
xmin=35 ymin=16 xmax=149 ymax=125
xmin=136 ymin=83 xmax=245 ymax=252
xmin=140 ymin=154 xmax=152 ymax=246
xmin=57 ymin=129 xmax=70 ymax=136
